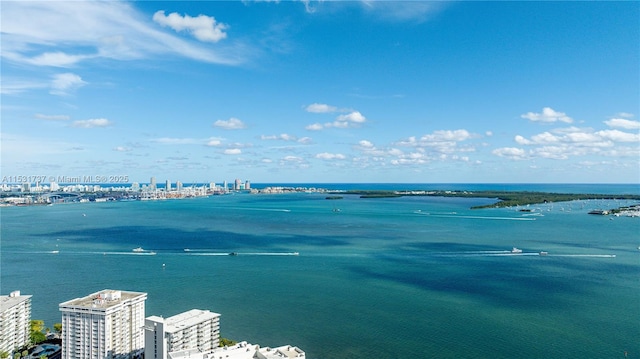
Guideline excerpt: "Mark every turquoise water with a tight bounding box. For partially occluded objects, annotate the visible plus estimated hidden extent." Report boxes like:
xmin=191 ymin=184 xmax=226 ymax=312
xmin=2 ymin=184 xmax=639 ymax=358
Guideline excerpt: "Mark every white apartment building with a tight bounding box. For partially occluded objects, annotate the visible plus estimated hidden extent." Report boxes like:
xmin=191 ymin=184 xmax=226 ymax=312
xmin=0 ymin=291 xmax=32 ymax=354
xmin=144 ymin=309 xmax=220 ymax=359
xmin=59 ymin=289 xmax=147 ymax=359
xmin=168 ymin=341 xmax=305 ymax=359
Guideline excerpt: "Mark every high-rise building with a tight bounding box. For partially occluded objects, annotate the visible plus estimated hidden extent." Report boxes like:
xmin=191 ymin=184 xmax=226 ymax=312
xmin=150 ymin=177 xmax=157 ymax=190
xmin=59 ymin=289 xmax=147 ymax=359
xmin=244 ymin=180 xmax=250 ymax=190
xmin=234 ymin=179 xmax=241 ymax=191
xmin=144 ymin=309 xmax=220 ymax=359
xmin=165 ymin=180 xmax=171 ymax=192
xmin=176 ymin=181 xmax=183 ymax=192
xmin=0 ymin=291 xmax=32 ymax=354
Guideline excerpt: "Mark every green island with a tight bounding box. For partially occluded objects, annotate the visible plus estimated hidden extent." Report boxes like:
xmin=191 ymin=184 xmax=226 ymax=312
xmin=337 ymin=190 xmax=640 ymax=209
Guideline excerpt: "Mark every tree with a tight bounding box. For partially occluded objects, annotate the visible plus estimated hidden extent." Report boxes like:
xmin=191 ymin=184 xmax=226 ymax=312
xmin=0 ymin=351 xmax=9 ymax=359
xmin=219 ymin=337 xmax=236 ymax=347
xmin=53 ymin=323 xmax=62 ymax=334
xmin=29 ymin=320 xmax=46 ymax=345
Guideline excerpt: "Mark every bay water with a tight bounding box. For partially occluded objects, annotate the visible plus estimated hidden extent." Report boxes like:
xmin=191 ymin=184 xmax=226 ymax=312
xmin=1 ymin=184 xmax=639 ymax=358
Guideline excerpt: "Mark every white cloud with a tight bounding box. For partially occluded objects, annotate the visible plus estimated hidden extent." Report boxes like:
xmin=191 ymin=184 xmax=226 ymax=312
xmin=596 ymin=129 xmax=640 ymax=142
xmin=1 ymin=1 xmax=244 ymax=67
xmin=152 ymin=11 xmax=228 ymax=43
xmin=492 ymin=147 xmax=527 ymax=160
xmin=316 ymin=152 xmax=346 ymax=160
xmin=214 ymin=117 xmax=246 ymax=130
xmin=71 ymin=118 xmax=112 ymax=128
xmin=305 ymin=103 xmax=337 ymax=113
xmin=223 ymin=148 xmax=242 ymax=155
xmin=358 ymin=140 xmax=375 ymax=148
xmin=336 ymin=111 xmax=366 ymax=123
xmin=261 ymin=133 xmax=296 ymax=141
xmin=206 ymin=138 xmax=223 ymax=147
xmin=504 ymin=124 xmax=639 ymax=161
xmin=307 ymin=111 xmax=367 ymax=130
xmin=113 ymin=146 xmax=132 ymax=152
xmin=297 ymin=137 xmax=312 ymax=144
xmin=305 ymin=123 xmax=324 ymax=131
xmin=604 ymin=118 xmax=640 ymax=130
xmin=521 ymin=107 xmax=573 ymax=123
xmin=35 ymin=114 xmax=70 ymax=121
xmin=50 ymin=73 xmax=87 ymax=96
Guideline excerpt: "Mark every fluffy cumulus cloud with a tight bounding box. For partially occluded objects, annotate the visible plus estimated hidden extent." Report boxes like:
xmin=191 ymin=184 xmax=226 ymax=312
xmin=495 ymin=123 xmax=640 ymax=160
xmin=492 ymin=147 xmax=527 ymax=160
xmin=315 ymin=152 xmax=346 ymax=160
xmin=336 ymin=111 xmax=366 ymax=123
xmin=521 ymin=107 xmax=573 ymax=123
xmin=604 ymin=118 xmax=640 ymax=130
xmin=50 ymin=73 xmax=87 ymax=96
xmin=223 ymin=148 xmax=242 ymax=155
xmin=395 ymin=129 xmax=474 ymax=154
xmin=306 ymin=111 xmax=367 ymax=130
xmin=305 ymin=103 xmax=337 ymax=113
xmin=214 ymin=117 xmax=246 ymax=130
xmin=305 ymin=123 xmax=324 ymax=131
xmin=304 ymin=102 xmax=368 ymax=130
xmin=71 ymin=118 xmax=113 ymax=128
xmin=153 ymin=11 xmax=228 ymax=43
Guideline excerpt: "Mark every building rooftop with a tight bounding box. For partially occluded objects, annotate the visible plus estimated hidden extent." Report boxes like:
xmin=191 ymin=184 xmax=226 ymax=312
xmin=59 ymin=289 xmax=146 ymax=309
xmin=0 ymin=291 xmax=31 ymax=311
xmin=167 ymin=342 xmax=304 ymax=359
xmin=163 ymin=309 xmax=220 ymax=333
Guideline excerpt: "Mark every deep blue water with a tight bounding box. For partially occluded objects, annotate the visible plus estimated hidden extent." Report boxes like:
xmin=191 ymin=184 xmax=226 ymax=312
xmin=1 ymin=184 xmax=639 ymax=358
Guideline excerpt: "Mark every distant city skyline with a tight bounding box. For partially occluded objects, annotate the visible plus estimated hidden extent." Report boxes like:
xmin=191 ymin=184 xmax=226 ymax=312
xmin=1 ymin=1 xmax=638 ymax=183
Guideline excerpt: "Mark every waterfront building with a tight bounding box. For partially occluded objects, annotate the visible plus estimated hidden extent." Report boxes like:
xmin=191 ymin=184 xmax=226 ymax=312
xmin=0 ymin=291 xmax=32 ymax=354
xmin=245 ymin=180 xmax=250 ymax=190
xmin=59 ymin=289 xmax=147 ymax=359
xmin=176 ymin=181 xmax=183 ymax=192
xmin=150 ymin=177 xmax=157 ymax=190
xmin=168 ymin=341 xmax=305 ymax=359
xmin=234 ymin=179 xmax=241 ymax=191
xmin=165 ymin=180 xmax=171 ymax=192
xmin=144 ymin=309 xmax=220 ymax=359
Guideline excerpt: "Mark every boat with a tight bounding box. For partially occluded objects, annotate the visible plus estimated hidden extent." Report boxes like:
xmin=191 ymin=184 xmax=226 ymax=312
xmin=50 ymin=250 xmax=59 ymax=254
xmin=228 ymin=252 xmax=238 ymax=256
xmin=184 ymin=248 xmax=191 ymax=252
xmin=511 ymin=247 xmax=523 ymax=253
xmin=133 ymin=247 xmax=144 ymax=252
xmin=539 ymin=251 xmax=548 ymax=256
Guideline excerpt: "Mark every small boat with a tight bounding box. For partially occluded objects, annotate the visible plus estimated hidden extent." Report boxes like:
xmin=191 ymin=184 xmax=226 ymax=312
xmin=50 ymin=250 xmax=59 ymax=254
xmin=228 ymin=252 xmax=238 ymax=256
xmin=133 ymin=247 xmax=144 ymax=252
xmin=184 ymin=248 xmax=191 ymax=252
xmin=539 ymin=251 xmax=548 ymax=256
xmin=511 ymin=247 xmax=523 ymax=253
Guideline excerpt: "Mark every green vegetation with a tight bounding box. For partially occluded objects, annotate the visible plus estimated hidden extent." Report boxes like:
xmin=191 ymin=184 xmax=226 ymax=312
xmin=53 ymin=323 xmax=62 ymax=334
xmin=29 ymin=320 xmax=46 ymax=345
xmin=219 ymin=337 xmax=237 ymax=347
xmin=343 ymin=190 xmax=402 ymax=198
xmin=1 ymin=351 xmax=9 ymax=359
xmin=335 ymin=190 xmax=640 ymax=209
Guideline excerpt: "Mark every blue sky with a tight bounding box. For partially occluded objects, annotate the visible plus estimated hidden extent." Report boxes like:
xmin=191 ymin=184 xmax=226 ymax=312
xmin=2 ymin=1 xmax=639 ymax=184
